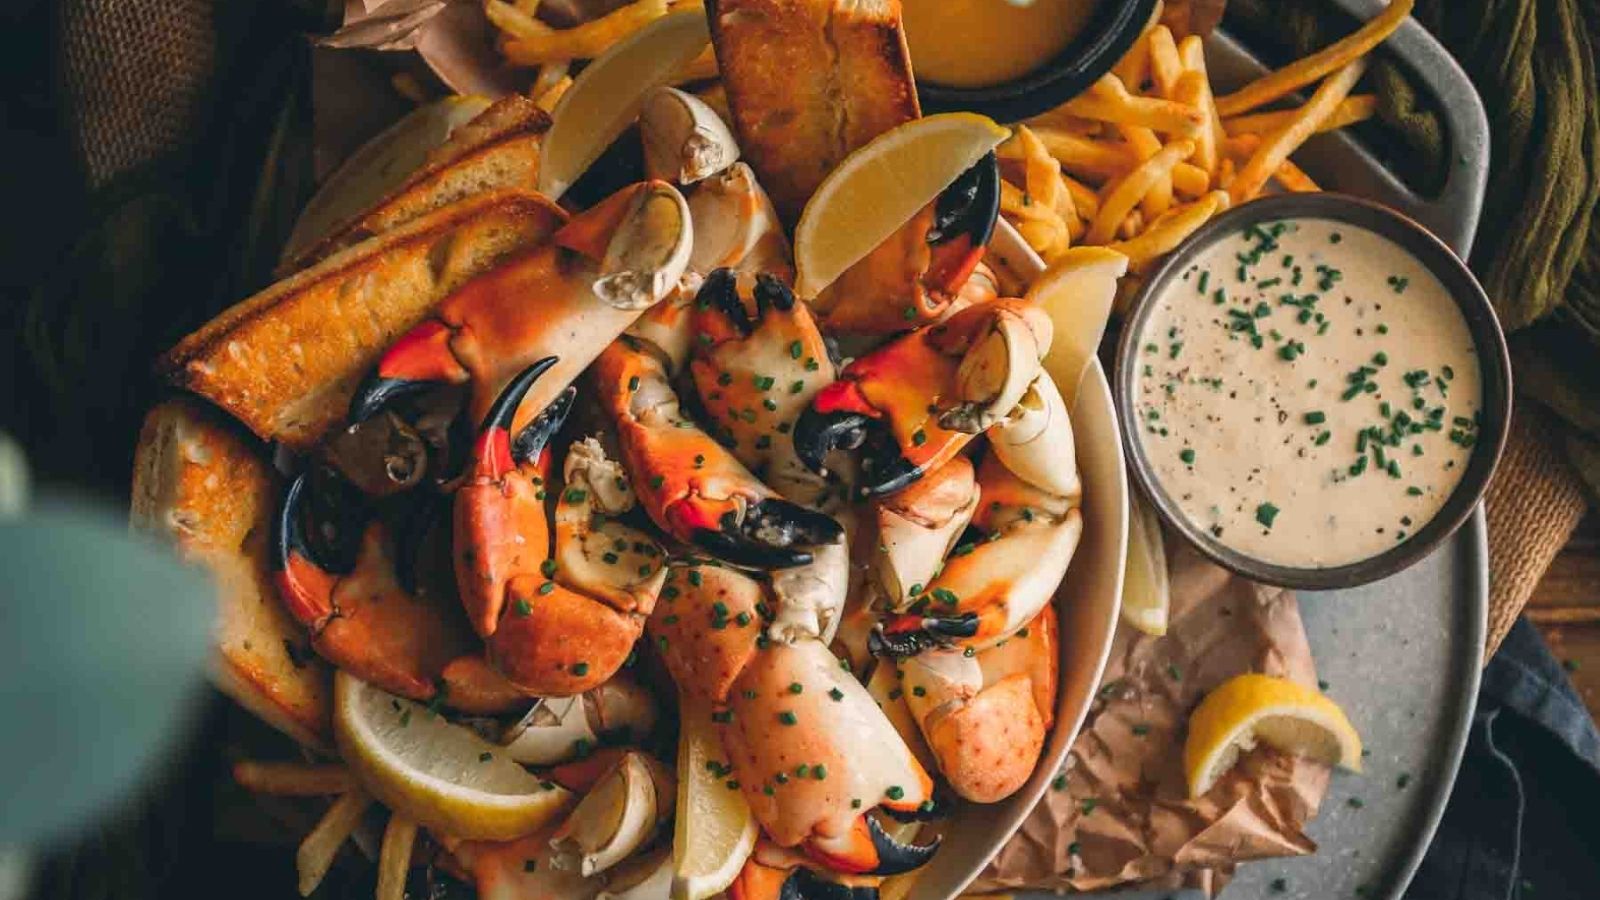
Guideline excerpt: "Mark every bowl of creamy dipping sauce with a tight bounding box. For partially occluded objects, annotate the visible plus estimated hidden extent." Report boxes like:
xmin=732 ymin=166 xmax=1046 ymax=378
xmin=908 ymin=0 xmax=1159 ymax=122
xmin=1114 ymin=194 xmax=1511 ymax=590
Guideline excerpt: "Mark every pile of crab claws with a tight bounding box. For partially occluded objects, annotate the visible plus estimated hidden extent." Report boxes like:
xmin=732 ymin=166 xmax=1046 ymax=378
xmin=348 ymin=319 xmax=459 ymax=425
xmin=692 ymin=498 xmax=844 ymax=569
xmin=867 ymin=612 xmax=981 ymax=659
xmin=923 ymin=151 xmax=1001 ymax=292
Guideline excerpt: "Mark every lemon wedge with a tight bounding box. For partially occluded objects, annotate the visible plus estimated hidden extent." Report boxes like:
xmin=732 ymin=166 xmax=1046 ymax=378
xmin=1121 ymin=489 xmax=1171 ymax=636
xmin=671 ymin=695 xmax=757 ymax=900
xmin=538 ymin=9 xmax=711 ymax=199
xmin=282 ymin=95 xmax=493 ymax=263
xmin=1027 ymin=246 xmax=1130 ymax=403
xmin=333 ymin=672 xmax=573 ymax=841
xmin=793 ymin=113 xmax=1011 ymax=299
xmin=1184 ymin=673 xmax=1363 ymax=799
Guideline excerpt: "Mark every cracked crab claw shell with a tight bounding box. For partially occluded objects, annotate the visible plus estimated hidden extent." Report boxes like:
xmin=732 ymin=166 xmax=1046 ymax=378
xmin=501 ymin=677 xmax=659 ymax=766
xmin=591 ymin=182 xmax=696 ymax=310
xmin=551 ymin=751 xmax=677 ymax=877
xmin=596 ymin=845 xmax=672 ymax=900
xmin=986 ymin=370 xmax=1081 ymax=500
xmin=641 ymin=86 xmax=740 ymax=185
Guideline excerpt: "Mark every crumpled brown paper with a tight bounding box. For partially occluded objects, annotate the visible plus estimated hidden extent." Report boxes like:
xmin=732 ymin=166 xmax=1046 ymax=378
xmin=975 ymin=542 xmax=1330 ymax=895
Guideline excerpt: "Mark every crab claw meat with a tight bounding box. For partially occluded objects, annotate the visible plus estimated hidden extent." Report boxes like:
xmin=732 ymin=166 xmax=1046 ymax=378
xmin=870 ymin=456 xmax=977 ymax=610
xmin=804 ymin=814 xmax=940 ymax=876
xmin=501 ymin=676 xmax=658 ymax=766
xmin=687 ymin=163 xmax=792 ymax=280
xmin=640 ymin=85 xmax=740 ymax=185
xmin=987 ymin=371 xmax=1081 ymax=500
xmin=934 ymin=301 xmax=1053 ymax=434
xmin=550 ymin=751 xmax=676 ymax=877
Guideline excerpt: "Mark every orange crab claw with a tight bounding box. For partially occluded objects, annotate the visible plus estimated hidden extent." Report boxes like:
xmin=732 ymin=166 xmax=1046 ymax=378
xmin=270 ymin=469 xmax=472 ymax=701
xmin=348 ymin=181 xmax=691 ymax=440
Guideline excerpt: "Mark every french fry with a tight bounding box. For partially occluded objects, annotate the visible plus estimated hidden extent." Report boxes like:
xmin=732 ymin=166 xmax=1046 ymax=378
xmin=377 ymin=815 xmax=419 ymax=900
xmin=501 ymin=0 xmax=669 ymax=66
xmin=1148 ymin=25 xmax=1183 ymax=98
xmin=296 ymin=790 xmax=372 ymax=897
xmin=1062 ymin=173 xmax=1100 ymax=221
xmin=1112 ymin=31 xmax=1151 ymax=90
xmin=1115 ymin=124 xmax=1172 ymax=219
xmin=1231 ymin=58 xmax=1367 ymax=203
xmin=1223 ymin=95 xmax=1377 ymax=136
xmin=1087 ymin=139 xmax=1194 ymax=245
xmin=531 ymin=60 xmax=570 ymax=103
xmin=1107 ymin=191 xmax=1230 ymax=270
xmin=1032 ymin=127 xmax=1133 ymax=181
xmin=1217 ymin=157 xmax=1237 ymax=190
xmin=1017 ymin=126 xmax=1079 ymax=234
xmin=233 ymin=761 xmax=355 ymax=796
xmin=535 ymin=75 xmax=573 ymax=111
xmin=1176 ymin=37 xmax=1224 ymax=175
xmin=1065 ymin=74 xmax=1206 ymax=138
xmin=1119 ymin=209 xmax=1146 ymax=240
xmin=485 ymin=0 xmax=553 ymax=39
xmin=1172 ymin=162 xmax=1210 ymax=198
xmin=1215 ymin=0 xmax=1411 ymax=116
xmin=1273 ymin=158 xmax=1321 ymax=192
xmin=514 ymin=0 xmax=543 ymax=12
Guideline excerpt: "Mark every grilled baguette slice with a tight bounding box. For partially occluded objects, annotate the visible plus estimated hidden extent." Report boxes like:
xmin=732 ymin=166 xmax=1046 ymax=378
xmin=160 ymin=188 xmax=568 ymax=449
xmin=131 ymin=397 xmax=332 ymax=751
xmin=708 ymin=0 xmax=919 ymax=222
xmin=283 ymin=94 xmax=552 ymax=272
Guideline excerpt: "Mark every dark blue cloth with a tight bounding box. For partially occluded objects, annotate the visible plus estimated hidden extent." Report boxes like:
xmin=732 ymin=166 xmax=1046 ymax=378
xmin=1406 ymin=620 xmax=1600 ymax=899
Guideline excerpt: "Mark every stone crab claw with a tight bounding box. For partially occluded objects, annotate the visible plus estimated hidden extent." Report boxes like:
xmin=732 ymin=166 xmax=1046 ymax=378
xmin=455 ymin=360 xmax=667 ymax=696
xmin=872 ymin=447 xmax=1082 ymax=660
xmin=594 ymin=335 xmax=843 ymax=570
xmin=793 ymin=297 xmax=1052 ymax=500
xmin=550 ymin=750 xmax=676 ymax=877
xmin=811 ymin=152 xmax=1001 ymax=335
xmin=640 ymin=85 xmax=741 ymax=186
xmin=717 ymin=639 xmax=939 ymax=876
xmin=270 ymin=466 xmax=473 ymax=702
xmin=348 ymin=180 xmax=693 ymax=441
xmin=498 ymin=676 xmax=659 ymax=766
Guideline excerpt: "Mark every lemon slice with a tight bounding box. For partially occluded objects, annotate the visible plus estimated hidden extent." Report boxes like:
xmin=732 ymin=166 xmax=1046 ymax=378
xmin=1184 ymin=673 xmax=1363 ymax=799
xmin=793 ymin=113 xmax=1011 ymax=299
xmin=333 ymin=672 xmax=573 ymax=841
xmin=1028 ymin=246 xmax=1130 ymax=403
xmin=671 ymin=695 xmax=757 ymax=900
xmin=282 ymin=96 xmax=493 ymax=262
xmin=538 ymin=9 xmax=711 ymax=199
xmin=1121 ymin=489 xmax=1170 ymax=636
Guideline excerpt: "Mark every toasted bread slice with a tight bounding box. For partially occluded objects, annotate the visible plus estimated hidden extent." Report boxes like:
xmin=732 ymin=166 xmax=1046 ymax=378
xmin=131 ymin=397 xmax=332 ymax=751
xmin=709 ymin=0 xmax=918 ymax=221
xmin=160 ymin=189 xmax=568 ymax=449
xmin=284 ymin=94 xmax=553 ymax=271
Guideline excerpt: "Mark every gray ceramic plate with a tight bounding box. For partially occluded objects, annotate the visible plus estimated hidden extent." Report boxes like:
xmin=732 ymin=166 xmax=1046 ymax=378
xmin=1029 ymin=2 xmax=1492 ymax=897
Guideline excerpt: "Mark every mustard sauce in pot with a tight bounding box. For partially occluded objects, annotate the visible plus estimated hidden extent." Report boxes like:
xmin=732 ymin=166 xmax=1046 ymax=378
xmin=902 ymin=0 xmax=1101 ymax=88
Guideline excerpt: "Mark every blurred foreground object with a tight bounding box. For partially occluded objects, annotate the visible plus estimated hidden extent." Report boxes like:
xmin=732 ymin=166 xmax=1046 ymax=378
xmin=0 ymin=444 xmax=212 ymax=847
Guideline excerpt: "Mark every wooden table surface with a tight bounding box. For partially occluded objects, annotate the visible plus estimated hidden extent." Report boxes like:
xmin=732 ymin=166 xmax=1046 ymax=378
xmin=1528 ymin=513 xmax=1600 ymax=721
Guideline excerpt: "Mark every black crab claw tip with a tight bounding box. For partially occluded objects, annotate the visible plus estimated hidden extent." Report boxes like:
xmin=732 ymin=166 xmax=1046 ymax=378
xmin=927 ymin=151 xmax=1000 ymax=248
xmin=478 ymin=356 xmax=561 ymax=434
xmin=792 ymin=408 xmax=871 ymax=474
xmin=867 ymin=613 xmax=980 ymax=659
xmin=511 ymin=386 xmax=576 ymax=464
xmin=695 ymin=500 xmax=842 ymax=570
xmin=699 ymin=267 xmax=752 ymax=335
xmin=753 ymin=273 xmax=796 ymax=313
xmin=271 ymin=472 xmax=313 ymax=574
xmin=349 ymin=373 xmax=429 ymax=425
xmin=392 ymin=496 xmax=446 ymax=596
xmin=864 ymin=814 xmax=942 ymax=876
xmin=779 ymin=868 xmax=878 ymax=900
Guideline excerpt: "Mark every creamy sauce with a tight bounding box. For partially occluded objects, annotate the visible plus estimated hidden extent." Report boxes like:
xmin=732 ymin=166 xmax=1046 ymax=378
xmin=902 ymin=0 xmax=1100 ymax=88
xmin=1133 ymin=218 xmax=1482 ymax=569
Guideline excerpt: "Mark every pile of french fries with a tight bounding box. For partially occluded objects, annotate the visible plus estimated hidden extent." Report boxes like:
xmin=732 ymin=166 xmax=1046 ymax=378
xmin=485 ymin=0 xmax=717 ymax=110
xmin=999 ymin=0 xmax=1412 ymax=277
